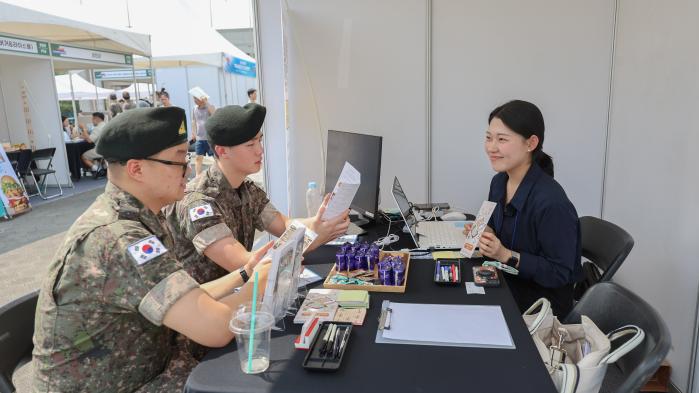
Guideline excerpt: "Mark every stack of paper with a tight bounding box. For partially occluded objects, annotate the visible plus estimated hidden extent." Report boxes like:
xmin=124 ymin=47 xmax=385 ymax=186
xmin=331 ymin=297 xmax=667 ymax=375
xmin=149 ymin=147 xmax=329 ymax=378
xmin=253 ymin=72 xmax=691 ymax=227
xmin=337 ymin=290 xmax=369 ymax=309
xmin=322 ymin=162 xmax=361 ymax=220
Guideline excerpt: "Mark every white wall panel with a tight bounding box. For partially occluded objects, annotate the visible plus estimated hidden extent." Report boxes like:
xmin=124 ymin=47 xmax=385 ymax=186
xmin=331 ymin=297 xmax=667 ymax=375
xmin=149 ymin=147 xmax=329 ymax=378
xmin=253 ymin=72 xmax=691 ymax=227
xmin=431 ymin=0 xmax=615 ymax=216
xmin=604 ymin=1 xmax=699 ymax=390
xmin=284 ymin=0 xmax=428 ymax=216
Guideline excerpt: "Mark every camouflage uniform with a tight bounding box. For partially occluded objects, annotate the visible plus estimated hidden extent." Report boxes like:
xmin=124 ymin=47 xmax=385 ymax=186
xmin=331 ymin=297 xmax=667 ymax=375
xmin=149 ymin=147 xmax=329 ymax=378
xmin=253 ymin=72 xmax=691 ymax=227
xmin=165 ymin=164 xmax=280 ymax=284
xmin=32 ymin=183 xmax=200 ymax=392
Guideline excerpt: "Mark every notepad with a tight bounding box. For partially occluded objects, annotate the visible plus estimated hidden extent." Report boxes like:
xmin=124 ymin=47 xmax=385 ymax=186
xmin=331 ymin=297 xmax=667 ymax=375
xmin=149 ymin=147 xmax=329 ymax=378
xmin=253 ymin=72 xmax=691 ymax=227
xmin=337 ymin=290 xmax=369 ymax=309
xmin=432 ymin=251 xmax=463 ymax=260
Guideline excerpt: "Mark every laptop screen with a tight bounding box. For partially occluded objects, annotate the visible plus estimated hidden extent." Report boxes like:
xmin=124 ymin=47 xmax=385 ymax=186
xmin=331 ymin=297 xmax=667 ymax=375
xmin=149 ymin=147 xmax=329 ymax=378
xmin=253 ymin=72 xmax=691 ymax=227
xmin=392 ymin=177 xmax=419 ymax=247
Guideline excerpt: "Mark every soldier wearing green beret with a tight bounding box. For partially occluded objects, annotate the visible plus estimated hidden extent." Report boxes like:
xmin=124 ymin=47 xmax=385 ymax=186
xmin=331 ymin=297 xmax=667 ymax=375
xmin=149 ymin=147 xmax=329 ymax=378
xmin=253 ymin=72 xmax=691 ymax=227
xmin=32 ymin=107 xmax=273 ymax=392
xmin=165 ymin=104 xmax=349 ymax=285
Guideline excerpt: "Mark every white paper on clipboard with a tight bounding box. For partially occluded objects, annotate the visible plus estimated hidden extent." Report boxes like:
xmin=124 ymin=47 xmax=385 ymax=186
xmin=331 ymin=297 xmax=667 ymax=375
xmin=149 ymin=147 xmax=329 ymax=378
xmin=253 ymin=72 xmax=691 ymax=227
xmin=322 ymin=162 xmax=360 ymax=220
xmin=376 ymin=301 xmax=514 ymax=349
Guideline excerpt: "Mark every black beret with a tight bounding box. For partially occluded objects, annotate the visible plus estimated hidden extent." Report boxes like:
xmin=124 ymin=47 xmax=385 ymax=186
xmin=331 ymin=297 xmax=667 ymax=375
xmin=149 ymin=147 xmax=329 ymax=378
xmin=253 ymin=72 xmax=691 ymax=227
xmin=96 ymin=107 xmax=187 ymax=161
xmin=206 ymin=104 xmax=266 ymax=147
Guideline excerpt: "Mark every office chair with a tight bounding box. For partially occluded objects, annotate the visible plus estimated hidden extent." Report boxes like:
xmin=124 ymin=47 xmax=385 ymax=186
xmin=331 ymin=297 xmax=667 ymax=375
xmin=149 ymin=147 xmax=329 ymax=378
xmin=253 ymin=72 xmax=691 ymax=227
xmin=564 ymin=282 xmax=671 ymax=393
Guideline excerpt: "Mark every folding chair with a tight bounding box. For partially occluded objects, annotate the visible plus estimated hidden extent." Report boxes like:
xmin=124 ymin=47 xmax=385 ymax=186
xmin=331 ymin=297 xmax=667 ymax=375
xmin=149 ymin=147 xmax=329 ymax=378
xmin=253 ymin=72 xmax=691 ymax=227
xmin=26 ymin=148 xmax=63 ymax=200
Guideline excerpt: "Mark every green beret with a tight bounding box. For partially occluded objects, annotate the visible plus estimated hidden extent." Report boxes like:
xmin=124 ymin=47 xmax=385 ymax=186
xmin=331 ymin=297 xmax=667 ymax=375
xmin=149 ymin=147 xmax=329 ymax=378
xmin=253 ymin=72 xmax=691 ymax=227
xmin=96 ymin=107 xmax=188 ymax=161
xmin=206 ymin=104 xmax=266 ymax=147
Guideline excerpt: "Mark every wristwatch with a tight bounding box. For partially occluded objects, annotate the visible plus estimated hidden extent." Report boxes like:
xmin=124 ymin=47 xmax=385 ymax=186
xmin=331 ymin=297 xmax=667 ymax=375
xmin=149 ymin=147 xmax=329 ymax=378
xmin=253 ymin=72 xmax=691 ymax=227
xmin=239 ymin=268 xmax=250 ymax=283
xmin=506 ymin=251 xmax=520 ymax=268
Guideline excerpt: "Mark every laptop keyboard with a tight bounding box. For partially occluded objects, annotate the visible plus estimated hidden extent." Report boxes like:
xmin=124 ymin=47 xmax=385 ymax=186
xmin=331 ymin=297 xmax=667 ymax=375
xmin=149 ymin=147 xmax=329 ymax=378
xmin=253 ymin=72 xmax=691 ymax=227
xmin=416 ymin=221 xmax=466 ymax=249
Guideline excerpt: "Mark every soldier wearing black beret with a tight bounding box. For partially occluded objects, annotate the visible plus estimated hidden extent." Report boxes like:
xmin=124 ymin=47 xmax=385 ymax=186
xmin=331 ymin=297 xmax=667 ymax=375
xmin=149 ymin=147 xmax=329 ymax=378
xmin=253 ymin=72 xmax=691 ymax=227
xmin=33 ymin=106 xmax=273 ymax=392
xmin=165 ymin=104 xmax=351 ymax=285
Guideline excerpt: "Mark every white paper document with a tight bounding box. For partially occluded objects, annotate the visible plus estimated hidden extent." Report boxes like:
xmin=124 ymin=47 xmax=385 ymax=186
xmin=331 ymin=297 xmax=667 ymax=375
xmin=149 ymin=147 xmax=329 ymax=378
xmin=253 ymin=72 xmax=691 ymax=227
xmin=188 ymin=86 xmax=209 ymax=100
xmin=381 ymin=302 xmax=513 ymax=349
xmin=465 ymin=282 xmax=486 ymax=295
xmin=460 ymin=201 xmax=497 ymax=258
xmin=322 ymin=162 xmax=361 ymax=220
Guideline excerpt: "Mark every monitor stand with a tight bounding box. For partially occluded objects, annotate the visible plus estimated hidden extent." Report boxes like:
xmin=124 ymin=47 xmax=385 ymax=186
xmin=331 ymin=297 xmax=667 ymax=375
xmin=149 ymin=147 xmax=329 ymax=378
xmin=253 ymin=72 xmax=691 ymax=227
xmin=347 ymin=212 xmax=369 ymax=235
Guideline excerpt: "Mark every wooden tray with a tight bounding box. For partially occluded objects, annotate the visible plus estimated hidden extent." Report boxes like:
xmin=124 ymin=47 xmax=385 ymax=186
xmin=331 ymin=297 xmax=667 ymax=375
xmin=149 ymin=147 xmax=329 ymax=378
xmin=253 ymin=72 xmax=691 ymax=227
xmin=323 ymin=250 xmax=410 ymax=293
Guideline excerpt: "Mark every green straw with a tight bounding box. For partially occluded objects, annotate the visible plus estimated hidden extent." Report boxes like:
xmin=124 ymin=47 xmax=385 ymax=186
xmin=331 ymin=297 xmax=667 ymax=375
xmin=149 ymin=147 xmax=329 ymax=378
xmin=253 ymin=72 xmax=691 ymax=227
xmin=247 ymin=271 xmax=259 ymax=373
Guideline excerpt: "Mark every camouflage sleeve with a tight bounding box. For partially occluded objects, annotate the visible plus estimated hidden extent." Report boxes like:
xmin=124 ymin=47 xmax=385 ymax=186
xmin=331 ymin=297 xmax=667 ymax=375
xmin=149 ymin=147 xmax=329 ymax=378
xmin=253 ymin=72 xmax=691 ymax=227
xmin=179 ymin=197 xmax=234 ymax=255
xmin=249 ymin=182 xmax=279 ymax=231
xmin=138 ymin=270 xmax=199 ymax=326
xmin=105 ymin=228 xmax=199 ymax=326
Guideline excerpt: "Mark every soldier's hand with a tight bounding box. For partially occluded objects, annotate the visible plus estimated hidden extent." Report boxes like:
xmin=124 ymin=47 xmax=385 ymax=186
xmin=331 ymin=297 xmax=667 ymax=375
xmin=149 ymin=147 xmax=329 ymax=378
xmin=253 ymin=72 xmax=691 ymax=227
xmin=311 ymin=194 xmax=350 ymax=243
xmin=244 ymin=241 xmax=274 ymax=273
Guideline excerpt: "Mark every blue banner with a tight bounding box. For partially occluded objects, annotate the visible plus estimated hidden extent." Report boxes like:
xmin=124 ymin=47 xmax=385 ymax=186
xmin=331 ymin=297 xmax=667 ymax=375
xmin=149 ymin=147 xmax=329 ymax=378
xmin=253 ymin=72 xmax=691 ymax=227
xmin=224 ymin=56 xmax=256 ymax=78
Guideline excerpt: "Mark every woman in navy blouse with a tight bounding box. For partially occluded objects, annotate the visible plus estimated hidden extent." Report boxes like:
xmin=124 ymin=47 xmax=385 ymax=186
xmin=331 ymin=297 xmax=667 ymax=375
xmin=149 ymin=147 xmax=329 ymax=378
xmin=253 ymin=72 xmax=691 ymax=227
xmin=473 ymin=100 xmax=582 ymax=317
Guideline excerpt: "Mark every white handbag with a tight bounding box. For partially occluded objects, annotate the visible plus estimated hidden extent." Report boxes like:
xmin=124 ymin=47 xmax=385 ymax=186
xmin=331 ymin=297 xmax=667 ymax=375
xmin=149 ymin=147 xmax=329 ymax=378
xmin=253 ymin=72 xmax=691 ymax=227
xmin=523 ymin=298 xmax=645 ymax=393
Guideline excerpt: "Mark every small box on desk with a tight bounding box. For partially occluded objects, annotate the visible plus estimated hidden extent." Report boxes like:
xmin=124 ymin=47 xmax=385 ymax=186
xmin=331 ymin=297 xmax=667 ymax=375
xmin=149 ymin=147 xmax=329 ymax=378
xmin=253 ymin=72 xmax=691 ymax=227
xmin=434 ymin=259 xmax=462 ymax=285
xmin=302 ymin=322 xmax=353 ymax=371
xmin=323 ymin=250 xmax=410 ymax=293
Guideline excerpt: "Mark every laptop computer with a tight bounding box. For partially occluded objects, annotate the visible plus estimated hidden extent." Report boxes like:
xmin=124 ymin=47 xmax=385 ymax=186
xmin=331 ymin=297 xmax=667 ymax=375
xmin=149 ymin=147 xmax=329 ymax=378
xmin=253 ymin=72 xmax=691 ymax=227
xmin=391 ymin=177 xmax=468 ymax=250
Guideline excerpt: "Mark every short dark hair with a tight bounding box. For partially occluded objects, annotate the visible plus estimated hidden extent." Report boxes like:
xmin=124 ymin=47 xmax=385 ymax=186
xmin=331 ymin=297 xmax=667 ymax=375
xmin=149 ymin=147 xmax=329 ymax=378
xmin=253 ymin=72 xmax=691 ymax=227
xmin=158 ymin=88 xmax=169 ymax=99
xmin=92 ymin=112 xmax=105 ymax=121
xmin=122 ymin=91 xmax=131 ymax=99
xmin=109 ymin=93 xmax=117 ymax=100
xmin=61 ymin=115 xmax=68 ymax=122
xmin=247 ymin=88 xmax=257 ymax=97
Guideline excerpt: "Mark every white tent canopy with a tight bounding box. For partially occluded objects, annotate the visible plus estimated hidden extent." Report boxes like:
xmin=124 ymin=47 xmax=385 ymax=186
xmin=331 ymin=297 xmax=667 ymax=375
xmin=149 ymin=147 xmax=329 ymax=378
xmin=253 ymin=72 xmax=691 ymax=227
xmin=127 ymin=1 xmax=254 ymax=68
xmin=55 ymin=73 xmax=115 ymax=101
xmin=0 ymin=1 xmax=151 ymax=56
xmin=118 ymin=83 xmax=155 ymax=97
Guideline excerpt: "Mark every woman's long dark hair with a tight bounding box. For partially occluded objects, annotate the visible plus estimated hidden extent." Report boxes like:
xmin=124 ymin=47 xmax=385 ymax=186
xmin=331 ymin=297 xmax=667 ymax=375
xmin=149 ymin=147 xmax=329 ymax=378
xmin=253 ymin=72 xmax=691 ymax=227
xmin=489 ymin=100 xmax=554 ymax=177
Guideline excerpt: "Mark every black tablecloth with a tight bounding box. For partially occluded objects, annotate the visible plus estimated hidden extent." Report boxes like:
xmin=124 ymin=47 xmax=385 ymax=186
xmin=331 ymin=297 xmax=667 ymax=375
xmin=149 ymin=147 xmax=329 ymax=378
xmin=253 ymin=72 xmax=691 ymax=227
xmin=64 ymin=141 xmax=94 ymax=180
xmin=185 ymin=223 xmax=557 ymax=393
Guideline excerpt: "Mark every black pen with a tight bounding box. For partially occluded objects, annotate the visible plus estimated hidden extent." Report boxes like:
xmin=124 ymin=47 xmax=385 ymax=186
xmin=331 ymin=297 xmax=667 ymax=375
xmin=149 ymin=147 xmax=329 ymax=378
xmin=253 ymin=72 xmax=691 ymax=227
xmin=330 ymin=325 xmax=341 ymax=358
xmin=321 ymin=324 xmax=336 ymax=356
xmin=319 ymin=324 xmax=333 ymax=356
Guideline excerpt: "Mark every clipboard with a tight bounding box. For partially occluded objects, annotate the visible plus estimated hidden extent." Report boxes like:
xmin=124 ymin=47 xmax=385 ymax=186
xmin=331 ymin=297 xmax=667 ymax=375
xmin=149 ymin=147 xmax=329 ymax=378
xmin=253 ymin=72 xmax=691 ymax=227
xmin=375 ymin=300 xmax=515 ymax=349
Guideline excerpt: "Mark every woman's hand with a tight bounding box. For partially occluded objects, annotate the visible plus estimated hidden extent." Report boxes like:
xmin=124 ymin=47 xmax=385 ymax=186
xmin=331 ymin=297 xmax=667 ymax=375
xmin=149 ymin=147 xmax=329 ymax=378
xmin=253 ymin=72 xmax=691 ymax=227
xmin=478 ymin=232 xmax=511 ymax=263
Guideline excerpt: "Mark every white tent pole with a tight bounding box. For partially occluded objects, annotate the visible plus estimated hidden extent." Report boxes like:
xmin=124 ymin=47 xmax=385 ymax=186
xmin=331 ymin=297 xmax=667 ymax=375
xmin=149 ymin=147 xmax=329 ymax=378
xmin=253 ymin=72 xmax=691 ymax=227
xmin=131 ymin=62 xmax=138 ymax=101
xmin=68 ymin=73 xmax=78 ymax=128
xmin=91 ymin=69 xmax=99 ymax=111
xmin=149 ymin=56 xmax=157 ymax=105
xmin=185 ymin=65 xmax=192 ymax=138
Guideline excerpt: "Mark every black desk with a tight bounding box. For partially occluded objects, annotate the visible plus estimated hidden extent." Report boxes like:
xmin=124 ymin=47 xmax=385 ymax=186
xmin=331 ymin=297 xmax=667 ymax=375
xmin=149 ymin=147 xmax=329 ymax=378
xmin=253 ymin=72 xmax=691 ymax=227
xmin=185 ymin=224 xmax=557 ymax=393
xmin=64 ymin=141 xmax=94 ymax=180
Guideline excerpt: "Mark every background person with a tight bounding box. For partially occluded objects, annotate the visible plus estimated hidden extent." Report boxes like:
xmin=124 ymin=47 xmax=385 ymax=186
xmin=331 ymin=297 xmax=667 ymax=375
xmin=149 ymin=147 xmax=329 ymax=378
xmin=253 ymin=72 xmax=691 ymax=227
xmin=190 ymin=95 xmax=216 ymax=175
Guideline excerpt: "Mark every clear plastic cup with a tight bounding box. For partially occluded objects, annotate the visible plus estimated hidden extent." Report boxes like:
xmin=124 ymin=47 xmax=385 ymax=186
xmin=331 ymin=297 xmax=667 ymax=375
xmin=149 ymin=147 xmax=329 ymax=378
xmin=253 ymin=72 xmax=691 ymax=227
xmin=229 ymin=303 xmax=275 ymax=374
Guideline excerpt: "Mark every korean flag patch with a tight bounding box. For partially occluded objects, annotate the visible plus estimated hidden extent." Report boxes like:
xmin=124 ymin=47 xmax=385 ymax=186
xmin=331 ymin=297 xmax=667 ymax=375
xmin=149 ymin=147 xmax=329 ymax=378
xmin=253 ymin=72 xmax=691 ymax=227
xmin=189 ymin=204 xmax=214 ymax=222
xmin=127 ymin=235 xmax=168 ymax=266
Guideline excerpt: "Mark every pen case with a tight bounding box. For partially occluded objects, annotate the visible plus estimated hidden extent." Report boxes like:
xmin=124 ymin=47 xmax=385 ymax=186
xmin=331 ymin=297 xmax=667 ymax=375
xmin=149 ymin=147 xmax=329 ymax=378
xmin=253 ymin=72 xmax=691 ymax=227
xmin=302 ymin=322 xmax=353 ymax=372
xmin=434 ymin=259 xmax=461 ymax=285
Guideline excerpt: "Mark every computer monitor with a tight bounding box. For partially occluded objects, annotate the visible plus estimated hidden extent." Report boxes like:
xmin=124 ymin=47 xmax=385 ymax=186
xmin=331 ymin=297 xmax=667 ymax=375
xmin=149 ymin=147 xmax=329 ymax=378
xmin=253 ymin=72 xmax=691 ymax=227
xmin=325 ymin=130 xmax=382 ymax=224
